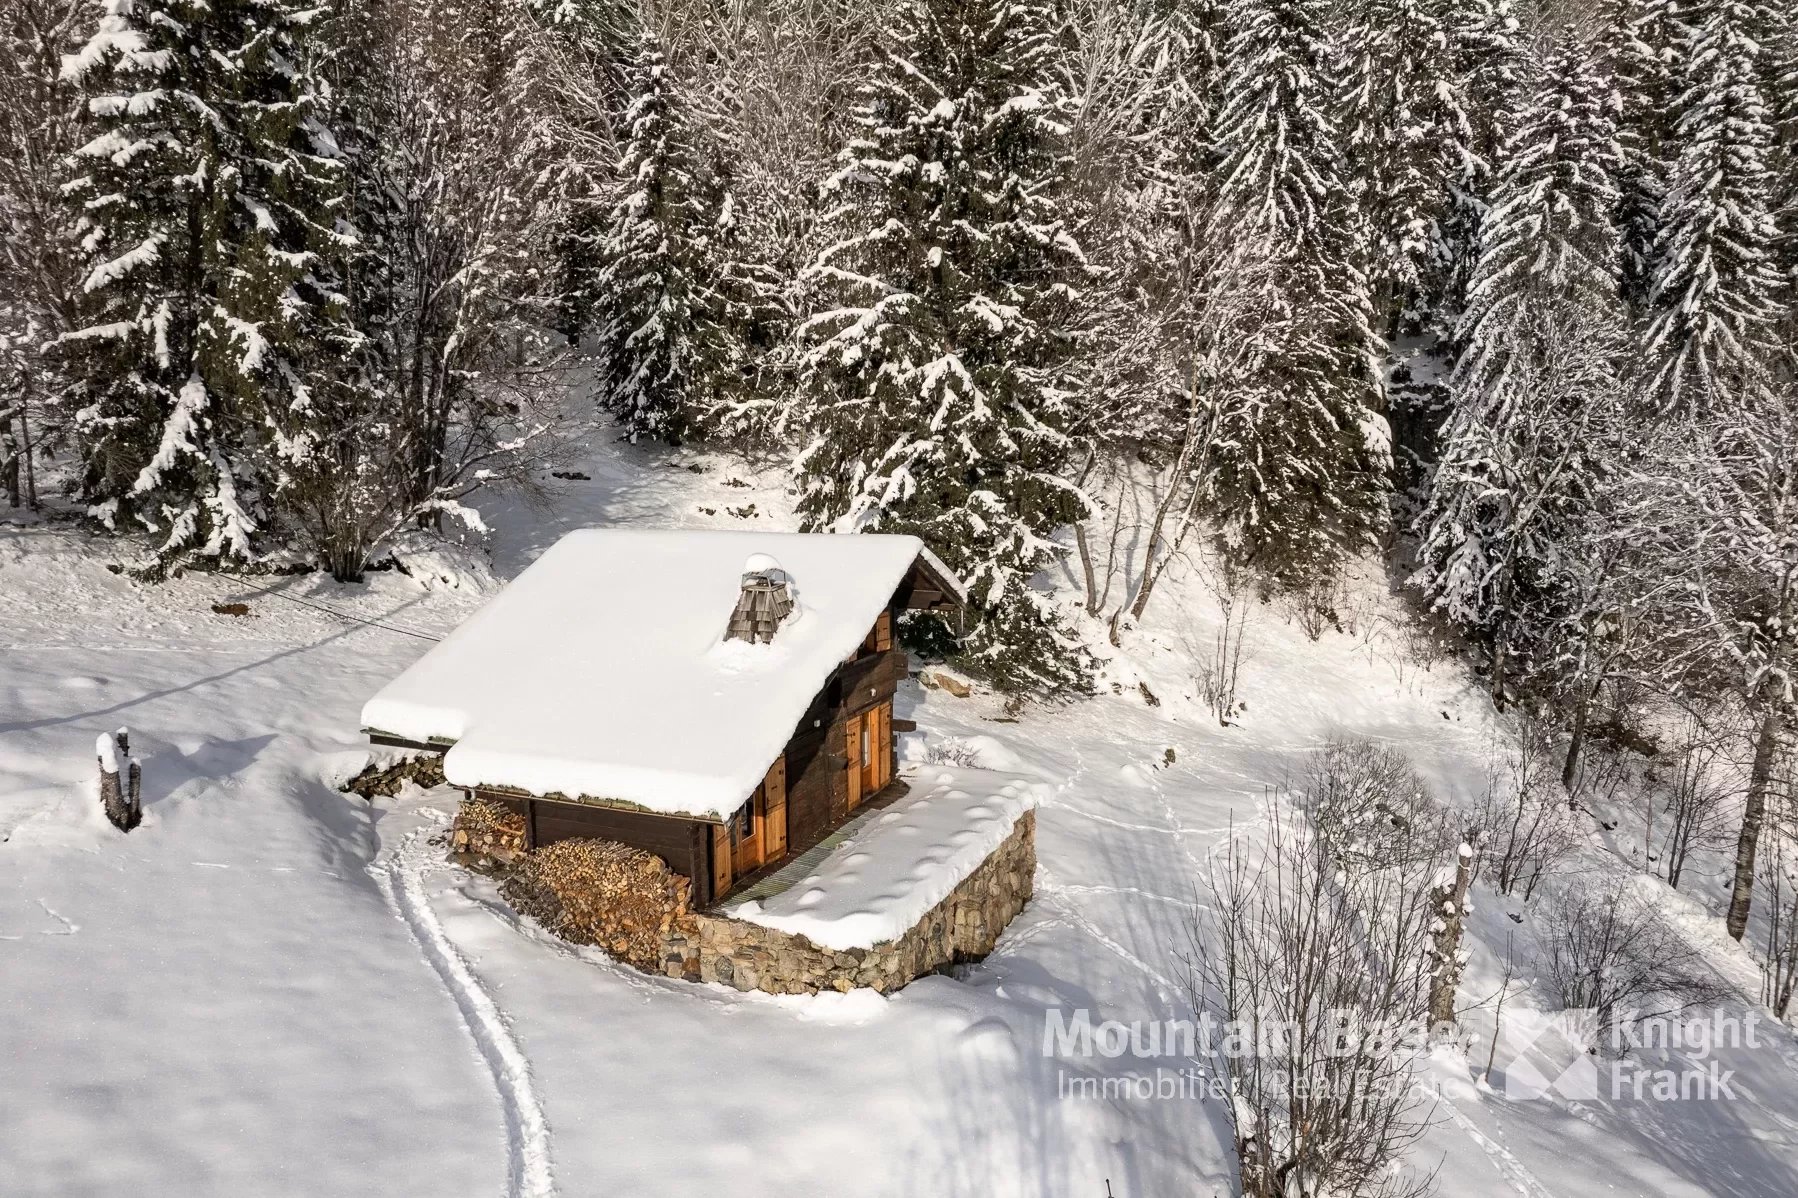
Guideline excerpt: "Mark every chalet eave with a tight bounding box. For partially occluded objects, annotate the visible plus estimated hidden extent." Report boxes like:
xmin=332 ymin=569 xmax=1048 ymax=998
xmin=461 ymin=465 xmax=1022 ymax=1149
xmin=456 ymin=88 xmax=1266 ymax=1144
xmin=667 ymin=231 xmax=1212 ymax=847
xmin=468 ymin=780 xmax=734 ymax=825
xmin=363 ymin=727 xmax=741 ymax=823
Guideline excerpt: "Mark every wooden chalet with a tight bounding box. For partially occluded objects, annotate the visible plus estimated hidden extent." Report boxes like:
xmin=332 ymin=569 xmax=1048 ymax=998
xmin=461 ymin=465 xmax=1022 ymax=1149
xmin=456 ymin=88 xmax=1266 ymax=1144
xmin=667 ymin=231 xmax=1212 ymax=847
xmin=360 ymin=529 xmax=965 ymax=906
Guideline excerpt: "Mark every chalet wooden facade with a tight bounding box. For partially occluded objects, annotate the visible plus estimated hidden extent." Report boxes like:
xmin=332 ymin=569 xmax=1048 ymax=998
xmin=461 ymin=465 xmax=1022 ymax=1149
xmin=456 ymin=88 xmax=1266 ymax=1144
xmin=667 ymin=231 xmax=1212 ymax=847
xmin=361 ymin=530 xmax=964 ymax=907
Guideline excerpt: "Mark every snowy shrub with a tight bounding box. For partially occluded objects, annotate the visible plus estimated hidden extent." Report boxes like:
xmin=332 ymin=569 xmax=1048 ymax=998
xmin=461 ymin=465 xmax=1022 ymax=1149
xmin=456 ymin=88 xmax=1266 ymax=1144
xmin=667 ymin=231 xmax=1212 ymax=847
xmin=1759 ymin=752 xmax=1798 ymax=1019
xmin=1651 ymin=717 xmax=1737 ymax=889
xmin=1476 ymin=722 xmax=1580 ymax=901
xmin=1759 ymin=836 xmax=1798 ymax=1021
xmin=1188 ymin=790 xmax=1440 ymax=1198
xmin=1541 ymin=879 xmax=1728 ymax=1051
xmin=1301 ymin=738 xmax=1459 ymax=874
xmin=1191 ymin=559 xmax=1253 ymax=725
xmin=923 ymin=738 xmax=983 ymax=769
xmin=1283 ymin=575 xmax=1347 ymax=642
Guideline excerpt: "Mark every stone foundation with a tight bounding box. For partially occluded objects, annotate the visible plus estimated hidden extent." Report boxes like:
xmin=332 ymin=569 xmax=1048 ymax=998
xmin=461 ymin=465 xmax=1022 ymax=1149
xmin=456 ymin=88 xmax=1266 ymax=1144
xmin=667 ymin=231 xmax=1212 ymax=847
xmin=467 ymin=800 xmax=1035 ymax=995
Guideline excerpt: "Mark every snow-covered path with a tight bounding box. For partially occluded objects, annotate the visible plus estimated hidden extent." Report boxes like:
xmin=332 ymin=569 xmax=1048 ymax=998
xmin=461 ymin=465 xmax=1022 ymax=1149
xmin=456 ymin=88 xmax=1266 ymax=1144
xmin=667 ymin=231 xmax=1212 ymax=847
xmin=6 ymin=436 xmax=1798 ymax=1196
xmin=373 ymin=822 xmax=555 ymax=1198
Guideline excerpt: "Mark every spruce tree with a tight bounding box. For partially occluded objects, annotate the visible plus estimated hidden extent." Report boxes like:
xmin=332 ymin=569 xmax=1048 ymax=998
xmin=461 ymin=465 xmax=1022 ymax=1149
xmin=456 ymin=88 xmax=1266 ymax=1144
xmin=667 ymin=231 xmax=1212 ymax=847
xmin=1414 ymin=35 xmax=1629 ymax=705
xmin=1432 ymin=0 xmax=1530 ymax=333
xmin=592 ymin=29 xmax=741 ymax=444
xmin=1338 ymin=0 xmax=1470 ymax=322
xmin=58 ymin=0 xmax=353 ymax=569
xmin=1200 ymin=0 xmax=1388 ymax=585
xmin=795 ymin=0 xmax=1092 ymax=694
xmin=1454 ymin=38 xmax=1625 ymax=398
xmin=1643 ymin=0 xmax=1784 ymax=415
xmin=1601 ymin=0 xmax=1684 ymax=310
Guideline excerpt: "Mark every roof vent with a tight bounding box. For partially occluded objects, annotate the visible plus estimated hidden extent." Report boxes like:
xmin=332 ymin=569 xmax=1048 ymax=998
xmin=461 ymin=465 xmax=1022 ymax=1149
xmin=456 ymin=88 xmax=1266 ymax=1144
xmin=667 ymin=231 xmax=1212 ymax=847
xmin=726 ymin=556 xmax=795 ymax=644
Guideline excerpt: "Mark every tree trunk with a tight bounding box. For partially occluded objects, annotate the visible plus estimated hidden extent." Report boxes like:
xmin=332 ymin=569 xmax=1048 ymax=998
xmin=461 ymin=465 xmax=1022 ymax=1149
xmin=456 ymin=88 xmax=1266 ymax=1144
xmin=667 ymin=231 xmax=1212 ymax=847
xmin=19 ymin=390 xmax=36 ymax=507
xmin=1 ymin=409 xmax=18 ymax=508
xmin=1074 ymin=518 xmax=1099 ymax=616
xmin=1429 ymin=837 xmax=1477 ymax=1031
xmin=18 ymin=392 xmax=36 ymax=509
xmin=1561 ymin=674 xmax=1598 ymax=790
xmin=1726 ymin=705 xmax=1783 ymax=941
xmin=1489 ymin=622 xmax=1509 ymax=713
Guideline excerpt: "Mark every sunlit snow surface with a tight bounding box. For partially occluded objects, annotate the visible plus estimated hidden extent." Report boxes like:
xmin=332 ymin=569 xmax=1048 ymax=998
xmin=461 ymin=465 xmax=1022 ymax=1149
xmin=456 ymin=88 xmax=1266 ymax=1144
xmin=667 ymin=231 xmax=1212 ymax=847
xmin=3 ymin=427 xmax=1796 ymax=1197
xmin=729 ymin=766 xmax=1043 ymax=950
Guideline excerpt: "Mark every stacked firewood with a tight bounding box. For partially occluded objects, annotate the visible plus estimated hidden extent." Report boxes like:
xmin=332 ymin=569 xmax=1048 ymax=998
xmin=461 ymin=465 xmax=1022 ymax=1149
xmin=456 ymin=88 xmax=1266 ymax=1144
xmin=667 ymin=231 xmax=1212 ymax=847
xmin=501 ymin=838 xmax=695 ymax=973
xmin=449 ymin=798 xmax=526 ymax=866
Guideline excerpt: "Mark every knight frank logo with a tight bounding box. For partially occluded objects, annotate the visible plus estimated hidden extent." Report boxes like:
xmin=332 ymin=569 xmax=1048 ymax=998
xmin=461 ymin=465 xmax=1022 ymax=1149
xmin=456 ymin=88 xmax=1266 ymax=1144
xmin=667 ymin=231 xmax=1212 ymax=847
xmin=1497 ymin=1008 xmax=1757 ymax=1103
xmin=1500 ymin=1009 xmax=1602 ymax=1101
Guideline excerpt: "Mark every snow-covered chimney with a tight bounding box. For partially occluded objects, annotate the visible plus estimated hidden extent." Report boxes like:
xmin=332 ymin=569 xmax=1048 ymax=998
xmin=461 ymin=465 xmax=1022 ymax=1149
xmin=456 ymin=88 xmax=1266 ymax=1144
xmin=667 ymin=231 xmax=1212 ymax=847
xmin=725 ymin=554 xmax=795 ymax=644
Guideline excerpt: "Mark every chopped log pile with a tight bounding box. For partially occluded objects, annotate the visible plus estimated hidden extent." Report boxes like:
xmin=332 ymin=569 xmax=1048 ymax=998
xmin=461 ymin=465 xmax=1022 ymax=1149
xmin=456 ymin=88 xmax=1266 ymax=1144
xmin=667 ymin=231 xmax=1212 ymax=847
xmin=342 ymin=753 xmax=446 ymax=800
xmin=502 ymin=838 xmax=697 ymax=973
xmin=449 ymin=798 xmax=527 ymax=867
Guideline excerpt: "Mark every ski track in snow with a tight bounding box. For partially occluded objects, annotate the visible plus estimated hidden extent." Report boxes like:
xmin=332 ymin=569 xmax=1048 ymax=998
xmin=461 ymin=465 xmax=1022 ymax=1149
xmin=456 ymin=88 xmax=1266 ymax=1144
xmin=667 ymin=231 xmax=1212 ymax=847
xmin=1424 ymin=1085 xmax=1559 ymax=1198
xmin=374 ymin=825 xmax=556 ymax=1198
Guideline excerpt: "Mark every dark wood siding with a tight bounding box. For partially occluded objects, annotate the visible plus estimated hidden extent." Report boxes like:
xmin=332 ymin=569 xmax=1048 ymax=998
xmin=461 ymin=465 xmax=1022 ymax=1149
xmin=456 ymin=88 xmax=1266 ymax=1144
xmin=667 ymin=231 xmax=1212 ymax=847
xmin=775 ymin=644 xmax=906 ymax=863
xmin=477 ymin=790 xmax=709 ymax=900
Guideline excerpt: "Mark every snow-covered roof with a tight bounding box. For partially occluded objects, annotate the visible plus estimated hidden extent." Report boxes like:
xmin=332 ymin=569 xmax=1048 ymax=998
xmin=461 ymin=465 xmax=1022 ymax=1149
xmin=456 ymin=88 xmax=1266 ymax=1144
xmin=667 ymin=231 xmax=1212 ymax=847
xmin=727 ymin=766 xmax=1043 ymax=950
xmin=361 ymin=529 xmax=946 ymax=821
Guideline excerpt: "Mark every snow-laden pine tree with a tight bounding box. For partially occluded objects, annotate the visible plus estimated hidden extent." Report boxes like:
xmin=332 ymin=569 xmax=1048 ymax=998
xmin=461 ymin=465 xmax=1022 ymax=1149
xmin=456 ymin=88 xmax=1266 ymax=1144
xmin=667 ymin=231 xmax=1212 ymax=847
xmin=1430 ymin=0 xmax=1530 ymax=335
xmin=302 ymin=0 xmax=563 ymax=575
xmin=1414 ymin=34 xmax=1629 ymax=706
xmin=1337 ymin=0 xmax=1472 ymax=324
xmin=593 ymin=29 xmax=738 ymax=444
xmin=1600 ymin=0 xmax=1685 ymax=310
xmin=525 ymin=0 xmax=634 ymax=345
xmin=1198 ymin=0 xmax=1389 ymax=586
xmin=794 ymin=0 xmax=1093 ymax=694
xmin=1762 ymin=5 xmax=1798 ymax=337
xmin=1642 ymin=0 xmax=1785 ymax=415
xmin=58 ymin=0 xmax=353 ymax=570
xmin=0 ymin=0 xmax=85 ymax=509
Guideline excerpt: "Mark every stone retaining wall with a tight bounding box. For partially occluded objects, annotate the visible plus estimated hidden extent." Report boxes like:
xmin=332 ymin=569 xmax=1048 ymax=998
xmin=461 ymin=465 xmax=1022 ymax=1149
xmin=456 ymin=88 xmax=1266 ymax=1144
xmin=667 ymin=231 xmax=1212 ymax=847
xmin=675 ymin=809 xmax=1035 ymax=994
xmin=468 ymin=800 xmax=1035 ymax=995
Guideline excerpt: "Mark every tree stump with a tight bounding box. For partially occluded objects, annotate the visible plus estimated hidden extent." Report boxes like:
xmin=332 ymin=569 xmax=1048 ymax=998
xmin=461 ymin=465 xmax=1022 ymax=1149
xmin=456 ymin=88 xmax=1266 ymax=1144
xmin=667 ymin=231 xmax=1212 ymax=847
xmin=97 ymin=727 xmax=141 ymax=831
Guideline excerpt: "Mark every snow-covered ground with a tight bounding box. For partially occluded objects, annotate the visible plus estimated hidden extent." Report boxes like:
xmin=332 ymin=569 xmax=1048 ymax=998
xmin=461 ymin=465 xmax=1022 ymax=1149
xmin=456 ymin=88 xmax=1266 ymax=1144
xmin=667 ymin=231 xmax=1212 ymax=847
xmin=4 ymin=424 xmax=1796 ymax=1196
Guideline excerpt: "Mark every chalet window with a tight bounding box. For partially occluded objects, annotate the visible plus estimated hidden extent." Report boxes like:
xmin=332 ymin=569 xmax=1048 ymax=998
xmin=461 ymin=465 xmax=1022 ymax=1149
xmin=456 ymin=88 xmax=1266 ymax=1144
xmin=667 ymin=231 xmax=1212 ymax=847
xmin=858 ymin=609 xmax=892 ymax=658
xmin=735 ymin=794 xmax=756 ymax=842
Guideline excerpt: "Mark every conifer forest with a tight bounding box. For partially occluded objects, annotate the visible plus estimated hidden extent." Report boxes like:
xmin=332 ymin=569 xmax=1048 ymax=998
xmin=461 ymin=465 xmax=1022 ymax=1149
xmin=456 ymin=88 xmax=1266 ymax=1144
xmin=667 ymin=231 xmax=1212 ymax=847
xmin=3 ymin=0 xmax=1797 ymax=946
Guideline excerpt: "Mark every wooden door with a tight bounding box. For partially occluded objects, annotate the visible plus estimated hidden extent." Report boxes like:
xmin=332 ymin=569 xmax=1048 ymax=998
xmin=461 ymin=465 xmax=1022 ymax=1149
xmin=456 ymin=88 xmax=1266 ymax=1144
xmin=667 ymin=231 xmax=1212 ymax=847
xmin=731 ymin=790 xmax=763 ymax=878
xmin=764 ymin=757 xmax=788 ymax=859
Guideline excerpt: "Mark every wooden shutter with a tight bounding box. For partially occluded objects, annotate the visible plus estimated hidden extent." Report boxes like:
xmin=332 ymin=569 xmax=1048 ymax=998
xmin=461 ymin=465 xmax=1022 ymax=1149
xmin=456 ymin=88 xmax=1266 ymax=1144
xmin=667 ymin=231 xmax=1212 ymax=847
xmin=875 ymin=610 xmax=893 ymax=652
xmin=876 ymin=702 xmax=893 ymax=790
xmin=764 ymin=757 xmax=788 ymax=859
xmin=711 ymin=823 xmax=733 ymax=900
xmin=845 ymin=721 xmax=863 ymax=811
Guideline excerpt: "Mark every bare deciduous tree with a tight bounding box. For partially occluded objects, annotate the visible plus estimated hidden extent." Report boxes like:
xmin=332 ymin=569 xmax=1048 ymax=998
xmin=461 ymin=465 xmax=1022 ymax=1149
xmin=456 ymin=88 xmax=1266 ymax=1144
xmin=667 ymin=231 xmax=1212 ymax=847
xmin=1654 ymin=713 xmax=1738 ymax=889
xmin=1187 ymin=755 xmax=1444 ymax=1198
xmin=1542 ymin=878 xmax=1730 ymax=1049
xmin=1476 ymin=719 xmax=1580 ymax=901
xmin=1629 ymin=393 xmax=1797 ymax=940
